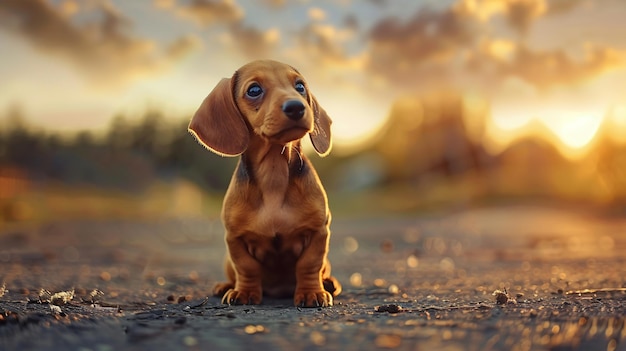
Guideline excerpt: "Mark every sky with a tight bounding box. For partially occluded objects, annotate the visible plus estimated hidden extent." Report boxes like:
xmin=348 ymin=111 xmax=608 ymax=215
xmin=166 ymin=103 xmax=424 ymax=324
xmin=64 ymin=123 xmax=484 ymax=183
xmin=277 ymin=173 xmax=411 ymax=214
xmin=1 ymin=0 xmax=626 ymax=155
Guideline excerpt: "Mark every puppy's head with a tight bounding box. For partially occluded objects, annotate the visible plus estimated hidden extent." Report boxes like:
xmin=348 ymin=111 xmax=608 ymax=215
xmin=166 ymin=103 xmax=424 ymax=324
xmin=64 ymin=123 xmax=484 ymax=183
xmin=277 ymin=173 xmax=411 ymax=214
xmin=189 ymin=60 xmax=332 ymax=157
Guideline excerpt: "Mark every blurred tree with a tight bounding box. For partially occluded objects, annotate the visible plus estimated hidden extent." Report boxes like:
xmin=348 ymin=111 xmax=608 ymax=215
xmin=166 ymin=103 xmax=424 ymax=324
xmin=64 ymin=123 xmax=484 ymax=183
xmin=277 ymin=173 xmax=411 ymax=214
xmin=0 ymin=107 xmax=50 ymax=174
xmin=107 ymin=114 xmax=133 ymax=151
xmin=158 ymin=119 xmax=236 ymax=191
xmin=588 ymin=134 xmax=626 ymax=205
xmin=132 ymin=110 xmax=163 ymax=157
xmin=0 ymin=108 xmax=237 ymax=193
xmin=370 ymin=92 xmax=492 ymax=184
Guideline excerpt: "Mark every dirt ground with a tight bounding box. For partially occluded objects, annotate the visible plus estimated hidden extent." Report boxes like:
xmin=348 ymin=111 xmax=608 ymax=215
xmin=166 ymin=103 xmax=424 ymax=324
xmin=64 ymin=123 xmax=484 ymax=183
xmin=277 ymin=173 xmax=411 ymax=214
xmin=1 ymin=205 xmax=625 ymax=351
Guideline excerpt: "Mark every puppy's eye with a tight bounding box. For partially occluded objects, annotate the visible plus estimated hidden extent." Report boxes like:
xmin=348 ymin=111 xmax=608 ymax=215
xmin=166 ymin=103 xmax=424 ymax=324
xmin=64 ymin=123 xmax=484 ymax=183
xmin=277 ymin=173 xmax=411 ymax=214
xmin=295 ymin=81 xmax=306 ymax=95
xmin=246 ymin=84 xmax=263 ymax=98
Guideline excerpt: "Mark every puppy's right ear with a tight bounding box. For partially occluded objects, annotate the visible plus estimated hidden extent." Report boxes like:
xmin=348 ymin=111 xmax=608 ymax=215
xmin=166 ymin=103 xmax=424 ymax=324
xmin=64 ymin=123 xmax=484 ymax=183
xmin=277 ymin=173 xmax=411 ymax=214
xmin=188 ymin=78 xmax=249 ymax=157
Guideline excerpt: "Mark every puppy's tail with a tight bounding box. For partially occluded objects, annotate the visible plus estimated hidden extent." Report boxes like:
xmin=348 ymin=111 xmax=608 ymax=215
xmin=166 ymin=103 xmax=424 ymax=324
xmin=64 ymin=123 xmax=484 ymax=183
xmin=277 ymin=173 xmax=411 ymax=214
xmin=323 ymin=277 xmax=342 ymax=297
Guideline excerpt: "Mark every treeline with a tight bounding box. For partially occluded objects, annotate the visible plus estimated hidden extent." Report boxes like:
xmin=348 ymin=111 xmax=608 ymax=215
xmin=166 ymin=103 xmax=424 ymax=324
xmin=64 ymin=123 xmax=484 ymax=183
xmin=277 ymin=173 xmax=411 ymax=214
xmin=0 ymin=110 xmax=237 ymax=192
xmin=2 ymin=97 xmax=625 ymax=209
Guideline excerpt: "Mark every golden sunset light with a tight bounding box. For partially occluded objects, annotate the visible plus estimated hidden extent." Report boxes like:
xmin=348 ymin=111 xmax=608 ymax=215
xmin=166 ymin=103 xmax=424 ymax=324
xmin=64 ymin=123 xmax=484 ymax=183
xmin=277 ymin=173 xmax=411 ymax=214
xmin=2 ymin=0 xmax=626 ymax=214
xmin=5 ymin=3 xmax=626 ymax=350
xmin=488 ymin=99 xmax=607 ymax=159
xmin=607 ymin=104 xmax=626 ymax=143
xmin=0 ymin=0 xmax=623 ymax=153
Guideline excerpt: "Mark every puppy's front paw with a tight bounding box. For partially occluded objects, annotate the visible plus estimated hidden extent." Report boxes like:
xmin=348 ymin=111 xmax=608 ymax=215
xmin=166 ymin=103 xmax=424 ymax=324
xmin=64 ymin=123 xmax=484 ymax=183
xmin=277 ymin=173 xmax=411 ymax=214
xmin=221 ymin=289 xmax=262 ymax=305
xmin=213 ymin=282 xmax=235 ymax=297
xmin=294 ymin=289 xmax=333 ymax=308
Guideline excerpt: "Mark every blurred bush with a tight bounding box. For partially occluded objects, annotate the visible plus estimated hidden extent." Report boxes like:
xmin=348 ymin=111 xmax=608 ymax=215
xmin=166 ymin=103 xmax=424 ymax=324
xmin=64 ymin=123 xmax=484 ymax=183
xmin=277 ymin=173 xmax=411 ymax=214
xmin=0 ymin=109 xmax=235 ymax=193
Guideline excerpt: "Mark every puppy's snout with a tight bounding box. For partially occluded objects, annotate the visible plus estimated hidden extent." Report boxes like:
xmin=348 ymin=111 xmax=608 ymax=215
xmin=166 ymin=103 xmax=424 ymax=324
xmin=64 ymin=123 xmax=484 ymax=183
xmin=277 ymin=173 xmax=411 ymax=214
xmin=282 ymin=100 xmax=305 ymax=121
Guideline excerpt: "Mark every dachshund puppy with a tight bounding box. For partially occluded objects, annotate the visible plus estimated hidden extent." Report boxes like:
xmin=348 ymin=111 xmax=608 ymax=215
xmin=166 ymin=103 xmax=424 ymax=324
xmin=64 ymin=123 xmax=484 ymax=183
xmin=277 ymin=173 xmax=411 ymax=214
xmin=189 ymin=60 xmax=341 ymax=307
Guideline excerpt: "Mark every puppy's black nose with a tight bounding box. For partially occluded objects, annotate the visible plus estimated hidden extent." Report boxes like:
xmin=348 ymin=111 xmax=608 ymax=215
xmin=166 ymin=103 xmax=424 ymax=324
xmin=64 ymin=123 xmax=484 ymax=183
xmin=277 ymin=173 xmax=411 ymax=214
xmin=282 ymin=100 xmax=305 ymax=120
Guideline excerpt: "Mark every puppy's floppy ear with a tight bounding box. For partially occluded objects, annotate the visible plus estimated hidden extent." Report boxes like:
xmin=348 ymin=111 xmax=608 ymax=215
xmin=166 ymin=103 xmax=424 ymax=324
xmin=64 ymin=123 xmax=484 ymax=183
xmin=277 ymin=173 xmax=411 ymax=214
xmin=309 ymin=94 xmax=333 ymax=157
xmin=188 ymin=77 xmax=249 ymax=157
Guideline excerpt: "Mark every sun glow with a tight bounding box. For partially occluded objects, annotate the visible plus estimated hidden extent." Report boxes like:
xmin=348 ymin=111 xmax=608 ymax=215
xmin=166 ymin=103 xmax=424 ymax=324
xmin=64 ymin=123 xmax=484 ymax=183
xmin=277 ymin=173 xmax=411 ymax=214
xmin=485 ymin=77 xmax=614 ymax=160
xmin=607 ymin=104 xmax=626 ymax=144
xmin=486 ymin=104 xmax=607 ymax=160
xmin=318 ymin=91 xmax=390 ymax=155
xmin=542 ymin=114 xmax=603 ymax=149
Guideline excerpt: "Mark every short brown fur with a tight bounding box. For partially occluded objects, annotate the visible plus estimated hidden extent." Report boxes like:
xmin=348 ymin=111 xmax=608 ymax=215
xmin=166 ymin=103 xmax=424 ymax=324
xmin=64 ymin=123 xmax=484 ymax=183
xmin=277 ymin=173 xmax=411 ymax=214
xmin=189 ymin=60 xmax=341 ymax=307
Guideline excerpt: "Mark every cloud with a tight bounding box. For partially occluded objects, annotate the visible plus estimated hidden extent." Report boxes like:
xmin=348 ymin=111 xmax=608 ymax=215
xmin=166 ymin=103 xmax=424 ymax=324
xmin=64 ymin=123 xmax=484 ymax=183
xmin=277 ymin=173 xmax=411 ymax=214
xmin=360 ymin=0 xmax=626 ymax=94
xmin=59 ymin=0 xmax=80 ymax=17
xmin=261 ymin=0 xmax=288 ymax=9
xmin=545 ymin=0 xmax=588 ymax=16
xmin=468 ymin=0 xmax=585 ymax=35
xmin=160 ymin=2 xmax=360 ymax=72
xmin=292 ymin=21 xmax=360 ymax=70
xmin=308 ymin=7 xmax=326 ymax=21
xmin=227 ymin=23 xmax=280 ymax=58
xmin=153 ymin=0 xmax=176 ymax=9
xmin=343 ymin=14 xmax=359 ymax=32
xmin=167 ymin=35 xmax=202 ymax=60
xmin=0 ymin=0 xmax=199 ymax=88
xmin=367 ymin=0 xmax=388 ymax=7
xmin=154 ymin=0 xmax=280 ymax=60
xmin=500 ymin=44 xmax=624 ymax=88
xmin=451 ymin=0 xmax=546 ymax=34
xmin=364 ymin=2 xmax=481 ymax=90
xmin=467 ymin=39 xmax=626 ymax=90
xmin=175 ymin=0 xmax=243 ymax=27
xmin=502 ymin=0 xmax=547 ymax=34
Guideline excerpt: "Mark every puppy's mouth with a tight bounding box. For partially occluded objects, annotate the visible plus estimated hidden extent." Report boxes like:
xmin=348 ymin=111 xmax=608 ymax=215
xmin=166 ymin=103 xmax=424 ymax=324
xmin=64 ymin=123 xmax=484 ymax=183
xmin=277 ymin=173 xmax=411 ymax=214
xmin=267 ymin=126 xmax=310 ymax=143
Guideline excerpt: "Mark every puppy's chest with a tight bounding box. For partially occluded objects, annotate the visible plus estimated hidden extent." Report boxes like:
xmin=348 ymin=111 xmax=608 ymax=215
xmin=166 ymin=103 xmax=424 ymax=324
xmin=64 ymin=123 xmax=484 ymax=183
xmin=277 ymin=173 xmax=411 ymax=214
xmin=256 ymin=194 xmax=299 ymax=234
xmin=243 ymin=198 xmax=314 ymax=261
xmin=233 ymin=188 xmax=324 ymax=260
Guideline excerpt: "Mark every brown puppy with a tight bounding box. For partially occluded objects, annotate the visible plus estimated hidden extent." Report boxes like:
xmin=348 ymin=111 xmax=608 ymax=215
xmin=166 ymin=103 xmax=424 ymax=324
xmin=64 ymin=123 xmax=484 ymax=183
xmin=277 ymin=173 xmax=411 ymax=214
xmin=189 ymin=60 xmax=341 ymax=307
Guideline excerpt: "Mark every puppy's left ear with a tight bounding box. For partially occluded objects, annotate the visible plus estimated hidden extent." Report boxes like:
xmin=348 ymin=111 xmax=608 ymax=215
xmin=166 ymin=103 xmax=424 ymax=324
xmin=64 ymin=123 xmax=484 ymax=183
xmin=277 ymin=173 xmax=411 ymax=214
xmin=309 ymin=94 xmax=332 ymax=157
xmin=188 ymin=78 xmax=249 ymax=157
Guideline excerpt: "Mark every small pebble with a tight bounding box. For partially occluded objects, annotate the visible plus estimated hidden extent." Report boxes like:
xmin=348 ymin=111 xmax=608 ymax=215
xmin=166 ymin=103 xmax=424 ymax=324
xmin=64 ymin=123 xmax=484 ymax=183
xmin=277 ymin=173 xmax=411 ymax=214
xmin=375 ymin=304 xmax=403 ymax=313
xmin=50 ymin=305 xmax=62 ymax=314
xmin=493 ymin=289 xmax=509 ymax=305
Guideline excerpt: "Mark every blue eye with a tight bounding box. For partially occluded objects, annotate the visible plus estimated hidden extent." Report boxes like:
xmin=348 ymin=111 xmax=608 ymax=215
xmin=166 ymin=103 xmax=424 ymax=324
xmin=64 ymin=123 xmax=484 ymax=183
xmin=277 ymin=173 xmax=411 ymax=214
xmin=295 ymin=81 xmax=306 ymax=95
xmin=246 ymin=83 xmax=263 ymax=98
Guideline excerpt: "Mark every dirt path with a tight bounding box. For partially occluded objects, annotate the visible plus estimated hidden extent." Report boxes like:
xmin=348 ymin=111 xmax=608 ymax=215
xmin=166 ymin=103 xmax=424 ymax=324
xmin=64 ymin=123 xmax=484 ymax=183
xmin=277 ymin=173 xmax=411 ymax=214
xmin=1 ymin=205 xmax=625 ymax=350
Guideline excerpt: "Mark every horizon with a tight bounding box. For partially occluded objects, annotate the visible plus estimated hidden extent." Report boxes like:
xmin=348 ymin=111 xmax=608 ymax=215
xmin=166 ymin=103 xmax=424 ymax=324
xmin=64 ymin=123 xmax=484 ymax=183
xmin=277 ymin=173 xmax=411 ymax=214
xmin=2 ymin=90 xmax=625 ymax=161
xmin=0 ymin=92 xmax=626 ymax=163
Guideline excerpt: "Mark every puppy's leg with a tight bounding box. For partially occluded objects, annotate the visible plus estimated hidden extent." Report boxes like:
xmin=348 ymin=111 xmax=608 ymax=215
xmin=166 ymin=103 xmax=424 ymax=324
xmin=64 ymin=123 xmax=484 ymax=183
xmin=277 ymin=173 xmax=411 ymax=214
xmin=221 ymin=235 xmax=263 ymax=305
xmin=212 ymin=256 xmax=235 ymax=297
xmin=294 ymin=228 xmax=333 ymax=307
